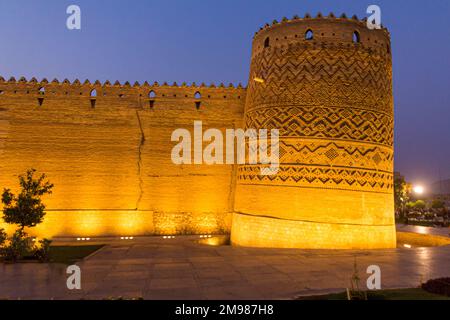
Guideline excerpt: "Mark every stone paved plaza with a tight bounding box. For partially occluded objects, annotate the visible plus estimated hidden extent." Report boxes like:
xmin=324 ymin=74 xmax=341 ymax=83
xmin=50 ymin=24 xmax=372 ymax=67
xmin=1 ymin=227 xmax=449 ymax=300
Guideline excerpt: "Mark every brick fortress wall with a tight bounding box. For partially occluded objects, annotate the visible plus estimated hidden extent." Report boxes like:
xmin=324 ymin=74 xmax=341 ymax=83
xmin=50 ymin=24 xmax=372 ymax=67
xmin=0 ymin=13 xmax=397 ymax=249
xmin=0 ymin=79 xmax=245 ymax=237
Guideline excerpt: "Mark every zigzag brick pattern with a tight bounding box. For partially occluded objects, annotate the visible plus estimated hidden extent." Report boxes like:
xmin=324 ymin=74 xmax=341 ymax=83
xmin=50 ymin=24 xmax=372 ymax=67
xmin=232 ymin=16 xmax=397 ymax=249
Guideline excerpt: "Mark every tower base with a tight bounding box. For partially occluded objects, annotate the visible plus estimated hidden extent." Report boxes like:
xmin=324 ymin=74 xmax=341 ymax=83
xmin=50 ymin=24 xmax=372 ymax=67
xmin=231 ymin=212 xmax=397 ymax=249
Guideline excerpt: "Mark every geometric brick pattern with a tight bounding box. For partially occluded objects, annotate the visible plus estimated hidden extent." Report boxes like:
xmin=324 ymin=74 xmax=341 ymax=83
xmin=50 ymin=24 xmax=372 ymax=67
xmin=238 ymin=165 xmax=393 ymax=193
xmin=245 ymin=105 xmax=394 ymax=146
xmin=239 ymin=24 xmax=394 ymax=192
xmin=247 ymin=43 xmax=393 ymax=115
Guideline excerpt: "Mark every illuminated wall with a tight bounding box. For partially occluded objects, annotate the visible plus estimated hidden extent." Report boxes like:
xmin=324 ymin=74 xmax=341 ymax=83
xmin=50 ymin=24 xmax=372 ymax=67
xmin=231 ymin=15 xmax=397 ymax=249
xmin=0 ymin=80 xmax=244 ymax=238
xmin=0 ymin=14 xmax=397 ymax=249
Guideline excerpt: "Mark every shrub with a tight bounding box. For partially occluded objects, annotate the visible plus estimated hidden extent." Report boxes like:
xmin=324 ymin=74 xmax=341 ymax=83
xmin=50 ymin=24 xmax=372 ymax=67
xmin=2 ymin=168 xmax=53 ymax=231
xmin=1 ymin=169 xmax=53 ymax=263
xmin=1 ymin=230 xmax=34 ymax=262
xmin=0 ymin=228 xmax=6 ymax=247
xmin=431 ymin=200 xmax=445 ymax=209
xmin=33 ymin=238 xmax=52 ymax=262
xmin=406 ymin=202 xmax=415 ymax=209
xmin=414 ymin=200 xmax=426 ymax=210
xmin=421 ymin=278 xmax=450 ymax=297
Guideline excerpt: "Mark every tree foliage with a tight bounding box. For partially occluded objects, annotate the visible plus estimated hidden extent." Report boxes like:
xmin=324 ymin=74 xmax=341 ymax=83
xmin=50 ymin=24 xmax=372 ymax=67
xmin=406 ymin=200 xmax=427 ymax=210
xmin=414 ymin=200 xmax=426 ymax=210
xmin=2 ymin=169 xmax=53 ymax=230
xmin=0 ymin=229 xmax=33 ymax=261
xmin=394 ymin=174 xmax=409 ymax=211
xmin=0 ymin=228 xmax=6 ymax=246
xmin=431 ymin=200 xmax=445 ymax=209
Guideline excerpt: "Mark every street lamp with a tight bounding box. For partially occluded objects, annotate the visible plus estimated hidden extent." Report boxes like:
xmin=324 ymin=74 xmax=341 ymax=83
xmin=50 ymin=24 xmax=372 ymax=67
xmin=413 ymin=185 xmax=424 ymax=195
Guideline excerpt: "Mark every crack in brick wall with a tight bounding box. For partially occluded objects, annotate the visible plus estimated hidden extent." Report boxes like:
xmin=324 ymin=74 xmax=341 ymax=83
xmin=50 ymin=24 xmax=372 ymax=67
xmin=135 ymin=110 xmax=146 ymax=210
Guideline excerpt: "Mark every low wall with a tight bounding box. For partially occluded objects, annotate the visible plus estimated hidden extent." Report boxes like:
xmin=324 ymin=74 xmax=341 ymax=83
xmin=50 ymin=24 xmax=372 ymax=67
xmin=397 ymin=232 xmax=450 ymax=247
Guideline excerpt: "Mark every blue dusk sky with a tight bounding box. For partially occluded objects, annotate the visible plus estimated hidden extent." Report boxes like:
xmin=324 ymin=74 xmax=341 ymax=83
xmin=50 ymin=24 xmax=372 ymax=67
xmin=0 ymin=0 xmax=449 ymax=187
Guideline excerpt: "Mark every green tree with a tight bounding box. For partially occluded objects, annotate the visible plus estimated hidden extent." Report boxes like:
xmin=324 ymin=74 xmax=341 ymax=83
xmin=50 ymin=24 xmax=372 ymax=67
xmin=1 ymin=229 xmax=33 ymax=261
xmin=2 ymin=169 xmax=53 ymax=231
xmin=431 ymin=200 xmax=445 ymax=209
xmin=414 ymin=200 xmax=426 ymax=210
xmin=406 ymin=202 xmax=415 ymax=210
xmin=394 ymin=174 xmax=409 ymax=214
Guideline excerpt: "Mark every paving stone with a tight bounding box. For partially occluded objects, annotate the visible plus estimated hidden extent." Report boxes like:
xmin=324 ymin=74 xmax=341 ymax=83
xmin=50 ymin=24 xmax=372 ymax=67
xmin=1 ymin=236 xmax=449 ymax=299
xmin=149 ymin=276 xmax=197 ymax=290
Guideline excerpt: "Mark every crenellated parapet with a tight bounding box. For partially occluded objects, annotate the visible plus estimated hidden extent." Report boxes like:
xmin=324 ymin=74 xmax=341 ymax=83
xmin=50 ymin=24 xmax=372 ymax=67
xmin=252 ymin=13 xmax=391 ymax=57
xmin=254 ymin=12 xmax=390 ymax=35
xmin=0 ymin=76 xmax=246 ymax=104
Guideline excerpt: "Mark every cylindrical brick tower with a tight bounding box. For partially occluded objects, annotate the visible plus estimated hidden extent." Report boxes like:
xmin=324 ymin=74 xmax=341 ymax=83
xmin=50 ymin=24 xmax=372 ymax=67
xmin=231 ymin=14 xmax=396 ymax=249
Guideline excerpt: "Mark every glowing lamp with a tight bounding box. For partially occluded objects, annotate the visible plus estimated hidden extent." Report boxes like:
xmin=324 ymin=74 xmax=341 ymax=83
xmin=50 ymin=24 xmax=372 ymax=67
xmin=413 ymin=185 xmax=424 ymax=195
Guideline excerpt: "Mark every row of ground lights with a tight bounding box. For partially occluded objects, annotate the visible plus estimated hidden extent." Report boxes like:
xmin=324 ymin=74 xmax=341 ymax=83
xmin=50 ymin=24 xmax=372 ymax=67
xmin=77 ymin=237 xmax=91 ymax=241
xmin=75 ymin=235 xmax=214 ymax=241
xmin=162 ymin=235 xmax=213 ymax=239
xmin=76 ymin=237 xmax=134 ymax=241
